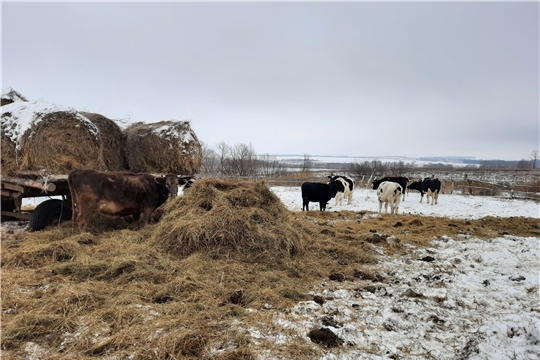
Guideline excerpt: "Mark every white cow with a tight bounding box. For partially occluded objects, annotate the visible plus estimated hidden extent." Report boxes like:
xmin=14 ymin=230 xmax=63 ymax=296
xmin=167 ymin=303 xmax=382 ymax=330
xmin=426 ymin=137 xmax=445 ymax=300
xmin=377 ymin=181 xmax=403 ymax=215
xmin=328 ymin=175 xmax=355 ymax=206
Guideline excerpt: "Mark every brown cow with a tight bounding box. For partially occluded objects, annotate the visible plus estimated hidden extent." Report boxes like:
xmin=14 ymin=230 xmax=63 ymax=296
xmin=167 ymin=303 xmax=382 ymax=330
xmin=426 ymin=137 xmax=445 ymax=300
xmin=68 ymin=169 xmax=178 ymax=232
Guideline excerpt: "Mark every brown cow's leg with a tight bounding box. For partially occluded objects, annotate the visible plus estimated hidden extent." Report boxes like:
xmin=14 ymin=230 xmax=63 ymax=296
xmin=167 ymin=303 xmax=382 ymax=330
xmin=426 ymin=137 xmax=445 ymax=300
xmin=137 ymin=209 xmax=154 ymax=229
xmin=76 ymin=197 xmax=95 ymax=233
xmin=129 ymin=213 xmax=142 ymax=230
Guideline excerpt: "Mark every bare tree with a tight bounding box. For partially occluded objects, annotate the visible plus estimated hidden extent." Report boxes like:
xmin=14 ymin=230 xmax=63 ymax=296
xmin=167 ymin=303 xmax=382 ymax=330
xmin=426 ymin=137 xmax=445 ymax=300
xmin=530 ymin=150 xmax=539 ymax=169
xmin=301 ymin=154 xmax=312 ymax=173
xmin=216 ymin=141 xmax=231 ymax=176
xmin=258 ymin=154 xmax=285 ymax=177
xmin=200 ymin=142 xmax=219 ymax=175
xmin=230 ymin=143 xmax=257 ymax=177
xmin=517 ymin=158 xmax=529 ymax=169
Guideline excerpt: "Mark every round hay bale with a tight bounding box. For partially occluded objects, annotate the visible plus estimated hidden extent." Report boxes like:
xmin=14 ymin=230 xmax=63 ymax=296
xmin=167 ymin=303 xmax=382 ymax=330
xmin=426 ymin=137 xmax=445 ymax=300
xmin=1 ymin=132 xmax=19 ymax=175
xmin=80 ymin=112 xmax=128 ymax=171
xmin=151 ymin=179 xmax=307 ymax=264
xmin=19 ymin=110 xmax=106 ymax=174
xmin=125 ymin=120 xmax=202 ymax=174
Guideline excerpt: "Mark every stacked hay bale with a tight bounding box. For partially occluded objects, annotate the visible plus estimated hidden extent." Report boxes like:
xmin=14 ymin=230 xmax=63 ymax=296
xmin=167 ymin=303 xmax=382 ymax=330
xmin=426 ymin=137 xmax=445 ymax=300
xmin=124 ymin=120 xmax=202 ymax=174
xmin=151 ymin=179 xmax=306 ymax=263
xmin=1 ymin=100 xmax=127 ymax=174
xmin=80 ymin=112 xmax=128 ymax=171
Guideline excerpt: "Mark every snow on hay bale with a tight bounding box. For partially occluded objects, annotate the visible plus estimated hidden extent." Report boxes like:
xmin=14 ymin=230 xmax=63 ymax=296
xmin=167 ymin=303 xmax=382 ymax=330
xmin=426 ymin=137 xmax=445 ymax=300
xmin=1 ymin=100 xmax=126 ymax=174
xmin=124 ymin=120 xmax=202 ymax=174
xmin=151 ymin=179 xmax=307 ymax=263
xmin=1 ymin=88 xmax=28 ymax=107
xmin=1 ymin=89 xmax=28 ymax=172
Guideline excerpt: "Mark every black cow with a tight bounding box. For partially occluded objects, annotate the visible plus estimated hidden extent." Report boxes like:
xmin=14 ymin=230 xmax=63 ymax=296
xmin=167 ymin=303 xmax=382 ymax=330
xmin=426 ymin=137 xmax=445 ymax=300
xmin=68 ymin=169 xmax=179 ymax=232
xmin=407 ymin=178 xmax=441 ymax=205
xmin=372 ymin=177 xmax=408 ymax=201
xmin=301 ymin=182 xmax=340 ymax=211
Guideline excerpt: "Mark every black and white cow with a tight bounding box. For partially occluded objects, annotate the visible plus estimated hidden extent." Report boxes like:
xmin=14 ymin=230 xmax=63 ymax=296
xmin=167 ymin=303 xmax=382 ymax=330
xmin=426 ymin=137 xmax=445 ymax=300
xmin=376 ymin=181 xmax=403 ymax=215
xmin=328 ymin=175 xmax=355 ymax=205
xmin=372 ymin=176 xmax=408 ymax=201
xmin=301 ymin=181 xmax=340 ymax=211
xmin=407 ymin=178 xmax=441 ymax=205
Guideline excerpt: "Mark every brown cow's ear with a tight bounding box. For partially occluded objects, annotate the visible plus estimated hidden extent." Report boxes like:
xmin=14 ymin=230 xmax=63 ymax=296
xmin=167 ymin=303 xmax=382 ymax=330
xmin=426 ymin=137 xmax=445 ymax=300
xmin=155 ymin=176 xmax=165 ymax=185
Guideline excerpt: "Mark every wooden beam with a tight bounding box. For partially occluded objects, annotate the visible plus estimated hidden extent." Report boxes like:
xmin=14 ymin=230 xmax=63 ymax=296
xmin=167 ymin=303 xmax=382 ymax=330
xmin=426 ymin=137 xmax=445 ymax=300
xmin=1 ymin=176 xmax=56 ymax=192
xmin=0 ymin=210 xmax=31 ymax=221
xmin=1 ymin=182 xmax=25 ymax=193
xmin=1 ymin=190 xmax=21 ymax=198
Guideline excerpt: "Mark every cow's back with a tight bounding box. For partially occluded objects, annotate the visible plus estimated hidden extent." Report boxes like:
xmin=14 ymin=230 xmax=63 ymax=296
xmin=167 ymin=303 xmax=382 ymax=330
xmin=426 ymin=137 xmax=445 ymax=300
xmin=70 ymin=170 xmax=160 ymax=207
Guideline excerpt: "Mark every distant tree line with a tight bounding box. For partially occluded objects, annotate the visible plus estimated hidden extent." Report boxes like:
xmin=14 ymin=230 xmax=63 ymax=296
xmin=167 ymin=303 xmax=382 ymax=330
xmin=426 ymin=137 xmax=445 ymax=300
xmin=486 ymin=150 xmax=539 ymax=169
xmin=198 ymin=144 xmax=540 ymax=177
xmin=200 ymin=142 xmax=287 ymax=177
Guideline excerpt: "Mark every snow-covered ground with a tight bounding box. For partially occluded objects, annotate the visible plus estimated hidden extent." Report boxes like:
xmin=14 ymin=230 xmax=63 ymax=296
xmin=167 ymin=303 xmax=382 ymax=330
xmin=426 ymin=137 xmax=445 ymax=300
xmin=240 ymin=187 xmax=540 ymax=359
xmin=270 ymin=186 xmax=539 ymax=219
xmin=5 ymin=186 xmax=540 ymax=359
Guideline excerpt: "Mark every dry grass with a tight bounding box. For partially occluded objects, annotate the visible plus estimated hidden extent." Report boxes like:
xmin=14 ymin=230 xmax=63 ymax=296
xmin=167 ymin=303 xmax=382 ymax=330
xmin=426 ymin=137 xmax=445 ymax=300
xmin=2 ymin=181 xmax=539 ymax=359
xmin=124 ymin=120 xmax=202 ymax=174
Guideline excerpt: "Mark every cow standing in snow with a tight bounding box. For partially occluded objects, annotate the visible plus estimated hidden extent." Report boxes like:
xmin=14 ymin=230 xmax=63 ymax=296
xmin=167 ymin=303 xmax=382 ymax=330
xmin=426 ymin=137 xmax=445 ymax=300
xmin=376 ymin=181 xmax=403 ymax=215
xmin=301 ymin=181 xmax=340 ymax=211
xmin=372 ymin=176 xmax=408 ymax=201
xmin=407 ymin=178 xmax=441 ymax=205
xmin=328 ymin=175 xmax=355 ymax=205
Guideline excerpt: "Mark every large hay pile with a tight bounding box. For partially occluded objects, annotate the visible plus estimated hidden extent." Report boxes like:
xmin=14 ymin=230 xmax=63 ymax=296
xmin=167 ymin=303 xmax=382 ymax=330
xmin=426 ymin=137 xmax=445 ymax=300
xmin=125 ymin=120 xmax=202 ymax=174
xmin=152 ymin=179 xmax=306 ymax=263
xmin=1 ymin=100 xmax=128 ymax=174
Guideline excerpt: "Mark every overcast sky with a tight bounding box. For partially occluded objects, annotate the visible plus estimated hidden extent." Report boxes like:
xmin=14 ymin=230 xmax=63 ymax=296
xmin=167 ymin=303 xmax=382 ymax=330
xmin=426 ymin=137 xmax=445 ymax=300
xmin=2 ymin=2 xmax=538 ymax=161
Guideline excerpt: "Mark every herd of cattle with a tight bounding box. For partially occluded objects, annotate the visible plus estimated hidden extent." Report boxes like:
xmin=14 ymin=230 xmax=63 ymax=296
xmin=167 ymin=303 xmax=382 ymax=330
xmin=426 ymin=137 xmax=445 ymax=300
xmin=301 ymin=175 xmax=442 ymax=214
xmin=66 ymin=169 xmax=440 ymax=233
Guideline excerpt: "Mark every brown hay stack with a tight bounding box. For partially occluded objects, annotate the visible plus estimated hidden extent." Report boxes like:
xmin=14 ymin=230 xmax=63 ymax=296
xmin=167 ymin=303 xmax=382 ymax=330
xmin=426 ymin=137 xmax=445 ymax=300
xmin=80 ymin=112 xmax=128 ymax=171
xmin=152 ymin=179 xmax=307 ymax=263
xmin=18 ymin=111 xmax=106 ymax=173
xmin=124 ymin=120 xmax=202 ymax=174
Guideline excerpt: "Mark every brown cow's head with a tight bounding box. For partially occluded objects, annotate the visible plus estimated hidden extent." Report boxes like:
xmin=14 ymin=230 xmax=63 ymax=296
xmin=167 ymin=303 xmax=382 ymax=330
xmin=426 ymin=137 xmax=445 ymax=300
xmin=155 ymin=174 xmax=179 ymax=198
